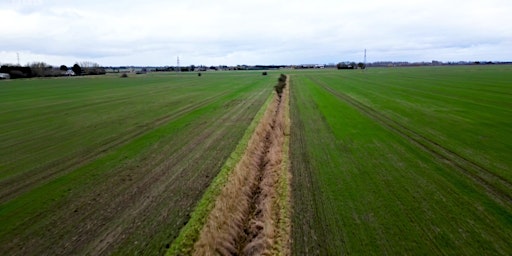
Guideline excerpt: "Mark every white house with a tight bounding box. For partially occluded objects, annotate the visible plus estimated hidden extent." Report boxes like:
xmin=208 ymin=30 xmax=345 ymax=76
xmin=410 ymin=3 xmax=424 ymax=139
xmin=0 ymin=73 xmax=10 ymax=79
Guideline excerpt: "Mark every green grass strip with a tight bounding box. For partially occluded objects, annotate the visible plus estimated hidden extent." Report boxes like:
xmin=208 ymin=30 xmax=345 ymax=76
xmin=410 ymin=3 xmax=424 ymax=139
xmin=167 ymin=92 xmax=274 ymax=256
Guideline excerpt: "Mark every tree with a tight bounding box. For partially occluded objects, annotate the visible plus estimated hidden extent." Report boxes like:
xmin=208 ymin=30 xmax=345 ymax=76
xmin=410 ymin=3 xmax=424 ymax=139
xmin=337 ymin=62 xmax=349 ymax=69
xmin=72 ymin=64 xmax=82 ymax=76
xmin=30 ymin=62 xmax=50 ymax=77
xmin=79 ymin=61 xmax=96 ymax=75
xmin=1 ymin=65 xmax=32 ymax=78
xmin=76 ymin=61 xmax=105 ymax=75
xmin=357 ymin=62 xmax=366 ymax=69
xmin=60 ymin=65 xmax=68 ymax=71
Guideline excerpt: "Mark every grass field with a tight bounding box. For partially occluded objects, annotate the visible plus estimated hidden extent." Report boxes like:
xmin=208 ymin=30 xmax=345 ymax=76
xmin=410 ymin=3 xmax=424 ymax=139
xmin=0 ymin=71 xmax=277 ymax=255
xmin=1 ymin=66 xmax=511 ymax=255
xmin=289 ymin=65 xmax=512 ymax=255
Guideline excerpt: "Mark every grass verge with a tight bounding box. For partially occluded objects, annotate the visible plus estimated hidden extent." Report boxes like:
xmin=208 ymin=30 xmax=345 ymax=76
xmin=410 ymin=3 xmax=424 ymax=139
xmin=272 ymin=75 xmax=292 ymax=255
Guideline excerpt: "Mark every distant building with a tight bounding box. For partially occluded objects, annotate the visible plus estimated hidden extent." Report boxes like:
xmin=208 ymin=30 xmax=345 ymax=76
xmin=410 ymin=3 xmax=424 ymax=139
xmin=0 ymin=73 xmax=10 ymax=79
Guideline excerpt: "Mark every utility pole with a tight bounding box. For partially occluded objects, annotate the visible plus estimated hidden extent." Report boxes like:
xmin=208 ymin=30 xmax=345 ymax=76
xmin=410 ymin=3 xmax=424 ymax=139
xmin=364 ymin=49 xmax=367 ymax=70
xmin=177 ymin=56 xmax=180 ymax=72
xmin=17 ymin=52 xmax=20 ymax=66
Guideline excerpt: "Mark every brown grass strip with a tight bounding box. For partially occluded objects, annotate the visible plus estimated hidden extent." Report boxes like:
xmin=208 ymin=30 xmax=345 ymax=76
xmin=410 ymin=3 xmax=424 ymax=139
xmin=272 ymin=75 xmax=292 ymax=256
xmin=192 ymin=76 xmax=291 ymax=256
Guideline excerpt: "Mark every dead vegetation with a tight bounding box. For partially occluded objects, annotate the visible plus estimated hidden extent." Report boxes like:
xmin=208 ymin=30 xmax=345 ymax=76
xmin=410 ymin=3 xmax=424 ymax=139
xmin=192 ymin=75 xmax=291 ymax=255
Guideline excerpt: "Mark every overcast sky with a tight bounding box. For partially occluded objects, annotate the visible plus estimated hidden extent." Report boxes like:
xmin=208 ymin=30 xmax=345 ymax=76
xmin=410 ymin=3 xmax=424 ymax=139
xmin=1 ymin=0 xmax=511 ymax=66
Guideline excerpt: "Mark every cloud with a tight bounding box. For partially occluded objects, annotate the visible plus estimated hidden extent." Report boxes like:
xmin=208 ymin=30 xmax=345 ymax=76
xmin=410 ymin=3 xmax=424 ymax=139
xmin=1 ymin=0 xmax=511 ymax=66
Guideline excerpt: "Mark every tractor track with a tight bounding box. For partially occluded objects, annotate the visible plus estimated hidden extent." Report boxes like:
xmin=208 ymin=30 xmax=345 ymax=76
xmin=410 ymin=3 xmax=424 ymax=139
xmin=0 ymin=85 xmax=269 ymax=256
xmin=312 ymin=77 xmax=512 ymax=208
xmin=0 ymin=92 xmax=226 ymax=204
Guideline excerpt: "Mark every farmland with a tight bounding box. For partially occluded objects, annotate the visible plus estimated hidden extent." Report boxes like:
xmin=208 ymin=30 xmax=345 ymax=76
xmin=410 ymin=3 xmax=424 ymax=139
xmin=289 ymin=65 xmax=512 ymax=255
xmin=1 ymin=65 xmax=511 ymax=255
xmin=0 ymin=72 xmax=277 ymax=255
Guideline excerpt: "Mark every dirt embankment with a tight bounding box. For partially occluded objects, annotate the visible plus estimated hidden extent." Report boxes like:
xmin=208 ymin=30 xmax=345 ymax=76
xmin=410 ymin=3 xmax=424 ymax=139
xmin=192 ymin=75 xmax=291 ymax=255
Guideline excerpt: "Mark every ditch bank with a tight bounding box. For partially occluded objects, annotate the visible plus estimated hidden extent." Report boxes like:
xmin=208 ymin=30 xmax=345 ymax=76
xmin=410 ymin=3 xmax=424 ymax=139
xmin=168 ymin=74 xmax=291 ymax=256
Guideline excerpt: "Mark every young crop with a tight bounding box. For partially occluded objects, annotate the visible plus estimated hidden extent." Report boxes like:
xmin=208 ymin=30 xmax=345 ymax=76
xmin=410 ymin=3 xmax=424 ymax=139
xmin=288 ymin=66 xmax=512 ymax=255
xmin=0 ymin=72 xmax=275 ymax=255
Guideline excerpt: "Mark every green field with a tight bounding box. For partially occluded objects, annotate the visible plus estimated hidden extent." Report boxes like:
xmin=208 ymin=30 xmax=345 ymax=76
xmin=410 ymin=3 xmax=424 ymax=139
xmin=1 ymin=66 xmax=511 ymax=255
xmin=289 ymin=66 xmax=512 ymax=255
xmin=0 ymin=72 xmax=277 ymax=255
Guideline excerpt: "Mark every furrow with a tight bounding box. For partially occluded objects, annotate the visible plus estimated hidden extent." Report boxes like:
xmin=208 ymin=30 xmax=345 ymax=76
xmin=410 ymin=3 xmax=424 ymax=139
xmin=0 ymin=92 xmax=224 ymax=203
xmin=313 ymin=77 xmax=512 ymax=208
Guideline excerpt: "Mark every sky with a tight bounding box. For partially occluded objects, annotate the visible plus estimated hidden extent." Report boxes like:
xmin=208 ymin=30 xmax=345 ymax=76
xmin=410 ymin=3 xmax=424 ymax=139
xmin=1 ymin=0 xmax=511 ymax=66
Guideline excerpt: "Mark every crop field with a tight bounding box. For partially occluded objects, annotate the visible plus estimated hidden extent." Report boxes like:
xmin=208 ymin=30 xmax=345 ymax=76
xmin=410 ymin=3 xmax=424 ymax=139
xmin=1 ymin=65 xmax=511 ymax=255
xmin=289 ymin=65 xmax=512 ymax=255
xmin=0 ymin=71 xmax=277 ymax=255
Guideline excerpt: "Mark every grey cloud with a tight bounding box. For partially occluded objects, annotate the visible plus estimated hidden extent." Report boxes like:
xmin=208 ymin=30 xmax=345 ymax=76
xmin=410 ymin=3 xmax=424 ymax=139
xmin=1 ymin=0 xmax=511 ymax=66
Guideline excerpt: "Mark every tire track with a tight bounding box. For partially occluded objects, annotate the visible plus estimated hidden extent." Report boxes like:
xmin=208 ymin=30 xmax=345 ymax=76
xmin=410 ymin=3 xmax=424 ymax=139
xmin=311 ymin=77 xmax=512 ymax=208
xmin=1 ymin=85 xmax=270 ymax=256
xmin=0 ymin=91 xmax=227 ymax=204
xmin=288 ymin=75 xmax=327 ymax=256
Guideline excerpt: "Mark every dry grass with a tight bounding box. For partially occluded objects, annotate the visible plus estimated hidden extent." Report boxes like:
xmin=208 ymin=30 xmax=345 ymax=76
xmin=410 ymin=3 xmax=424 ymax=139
xmin=272 ymin=75 xmax=292 ymax=256
xmin=192 ymin=76 xmax=291 ymax=255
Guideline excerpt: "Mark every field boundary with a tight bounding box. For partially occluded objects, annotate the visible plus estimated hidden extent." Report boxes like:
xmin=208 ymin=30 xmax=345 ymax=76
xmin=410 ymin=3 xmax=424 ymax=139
xmin=273 ymin=75 xmax=292 ymax=256
xmin=311 ymin=77 xmax=512 ymax=209
xmin=168 ymin=75 xmax=291 ymax=255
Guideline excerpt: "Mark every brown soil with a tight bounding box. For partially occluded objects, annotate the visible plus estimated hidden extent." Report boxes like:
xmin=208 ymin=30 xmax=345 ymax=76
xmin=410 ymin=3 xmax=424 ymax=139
xmin=192 ymin=76 xmax=291 ymax=255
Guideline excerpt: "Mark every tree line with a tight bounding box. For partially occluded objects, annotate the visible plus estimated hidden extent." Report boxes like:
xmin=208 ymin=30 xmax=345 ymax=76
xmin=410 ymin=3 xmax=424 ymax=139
xmin=337 ymin=62 xmax=366 ymax=69
xmin=0 ymin=61 xmax=105 ymax=79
